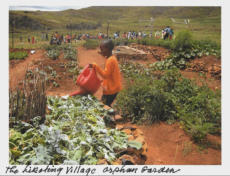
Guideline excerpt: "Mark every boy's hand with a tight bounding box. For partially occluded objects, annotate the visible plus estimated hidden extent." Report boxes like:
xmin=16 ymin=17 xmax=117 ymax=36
xmin=89 ymin=63 xmax=96 ymax=68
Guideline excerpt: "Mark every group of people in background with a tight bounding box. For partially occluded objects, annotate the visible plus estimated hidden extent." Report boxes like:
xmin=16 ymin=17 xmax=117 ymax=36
xmin=119 ymin=31 xmax=148 ymax=40
xmin=22 ymin=26 xmax=174 ymax=45
xmin=162 ymin=26 xmax=174 ymax=40
xmin=113 ymin=27 xmax=174 ymax=40
xmin=49 ymin=32 xmax=108 ymax=44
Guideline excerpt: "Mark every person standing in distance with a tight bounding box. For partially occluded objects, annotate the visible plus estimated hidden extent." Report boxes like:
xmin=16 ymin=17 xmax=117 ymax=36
xmin=90 ymin=39 xmax=122 ymax=107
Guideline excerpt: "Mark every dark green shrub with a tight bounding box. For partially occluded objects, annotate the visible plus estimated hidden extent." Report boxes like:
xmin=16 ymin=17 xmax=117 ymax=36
xmin=115 ymin=76 xmax=175 ymax=123
xmin=172 ymin=30 xmax=193 ymax=51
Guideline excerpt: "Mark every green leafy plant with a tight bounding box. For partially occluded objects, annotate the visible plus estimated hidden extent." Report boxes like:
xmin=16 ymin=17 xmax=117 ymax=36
xmin=62 ymin=45 xmax=77 ymax=60
xmin=63 ymin=49 xmax=77 ymax=60
xmin=9 ymin=51 xmax=28 ymax=60
xmin=9 ymin=95 xmax=138 ymax=165
xmin=46 ymin=49 xmax=60 ymax=60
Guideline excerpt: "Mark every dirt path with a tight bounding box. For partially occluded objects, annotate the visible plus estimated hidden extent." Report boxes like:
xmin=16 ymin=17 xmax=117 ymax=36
xmin=9 ymin=50 xmax=46 ymax=90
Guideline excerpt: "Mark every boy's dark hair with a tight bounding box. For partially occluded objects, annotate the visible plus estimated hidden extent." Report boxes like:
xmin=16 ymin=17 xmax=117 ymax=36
xmin=101 ymin=39 xmax=114 ymax=51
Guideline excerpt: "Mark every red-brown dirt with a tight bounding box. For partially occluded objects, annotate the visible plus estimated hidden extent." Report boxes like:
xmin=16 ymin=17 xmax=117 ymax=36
xmin=9 ymin=50 xmax=45 ymax=90
xmin=9 ymin=45 xmax=221 ymax=165
xmin=183 ymin=55 xmax=221 ymax=90
xmin=138 ymin=122 xmax=221 ymax=165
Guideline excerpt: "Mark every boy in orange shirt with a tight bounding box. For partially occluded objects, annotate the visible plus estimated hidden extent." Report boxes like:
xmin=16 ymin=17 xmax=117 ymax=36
xmin=90 ymin=39 xmax=122 ymax=106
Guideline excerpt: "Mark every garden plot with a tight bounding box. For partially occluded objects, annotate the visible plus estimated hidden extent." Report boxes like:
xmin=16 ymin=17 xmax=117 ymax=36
xmin=9 ymin=95 xmax=147 ymax=165
xmin=113 ymin=46 xmax=148 ymax=60
xmin=9 ymin=41 xmax=221 ymax=165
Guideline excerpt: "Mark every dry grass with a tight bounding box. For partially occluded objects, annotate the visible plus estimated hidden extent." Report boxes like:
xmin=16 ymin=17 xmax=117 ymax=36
xmin=9 ymin=70 xmax=47 ymax=122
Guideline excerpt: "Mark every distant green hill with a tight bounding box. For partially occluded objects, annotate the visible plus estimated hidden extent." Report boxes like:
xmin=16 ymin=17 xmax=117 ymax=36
xmin=9 ymin=6 xmax=221 ymax=43
xmin=9 ymin=6 xmax=220 ymax=30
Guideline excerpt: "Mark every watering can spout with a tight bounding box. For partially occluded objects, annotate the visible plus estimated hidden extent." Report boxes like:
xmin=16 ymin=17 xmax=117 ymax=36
xmin=69 ymin=87 xmax=88 ymax=96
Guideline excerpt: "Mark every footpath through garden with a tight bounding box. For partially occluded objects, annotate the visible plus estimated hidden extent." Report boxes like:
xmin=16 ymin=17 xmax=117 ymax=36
xmin=9 ymin=46 xmax=221 ymax=165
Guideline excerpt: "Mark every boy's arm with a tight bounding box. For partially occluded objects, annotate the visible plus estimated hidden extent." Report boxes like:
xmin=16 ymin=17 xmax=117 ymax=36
xmin=93 ymin=60 xmax=113 ymax=79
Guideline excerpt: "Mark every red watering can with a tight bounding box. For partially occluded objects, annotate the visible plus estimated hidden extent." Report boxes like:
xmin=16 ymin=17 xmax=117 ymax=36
xmin=70 ymin=64 xmax=101 ymax=96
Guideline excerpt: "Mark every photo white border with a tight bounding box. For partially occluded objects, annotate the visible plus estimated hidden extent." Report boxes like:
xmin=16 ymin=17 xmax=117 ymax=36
xmin=2 ymin=0 xmax=229 ymax=175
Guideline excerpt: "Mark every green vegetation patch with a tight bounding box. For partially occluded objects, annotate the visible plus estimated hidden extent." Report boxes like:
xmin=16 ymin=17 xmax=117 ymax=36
xmin=9 ymin=51 xmax=28 ymax=60
xmin=44 ymin=44 xmax=78 ymax=60
xmin=116 ymin=68 xmax=221 ymax=143
xmin=83 ymin=39 xmax=99 ymax=49
xmin=10 ymin=95 xmax=130 ymax=165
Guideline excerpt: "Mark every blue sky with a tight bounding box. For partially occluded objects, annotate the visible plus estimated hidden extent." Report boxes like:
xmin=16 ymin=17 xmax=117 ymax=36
xmin=9 ymin=6 xmax=90 ymax=11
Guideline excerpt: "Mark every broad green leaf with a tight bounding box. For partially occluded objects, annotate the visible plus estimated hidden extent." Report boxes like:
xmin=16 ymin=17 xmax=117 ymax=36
xmin=128 ymin=140 xmax=142 ymax=150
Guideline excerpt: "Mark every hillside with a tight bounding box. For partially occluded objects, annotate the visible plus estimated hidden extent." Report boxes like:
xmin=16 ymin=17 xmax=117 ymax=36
xmin=9 ymin=6 xmax=220 ymax=31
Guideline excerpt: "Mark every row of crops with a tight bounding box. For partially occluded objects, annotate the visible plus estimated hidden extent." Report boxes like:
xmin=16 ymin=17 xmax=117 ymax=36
xmin=44 ymin=44 xmax=77 ymax=60
xmin=37 ymin=44 xmax=79 ymax=87
xmin=10 ymin=95 xmax=143 ymax=165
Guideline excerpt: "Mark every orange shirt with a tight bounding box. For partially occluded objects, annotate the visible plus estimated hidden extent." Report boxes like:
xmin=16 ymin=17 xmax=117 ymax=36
xmin=93 ymin=55 xmax=122 ymax=95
